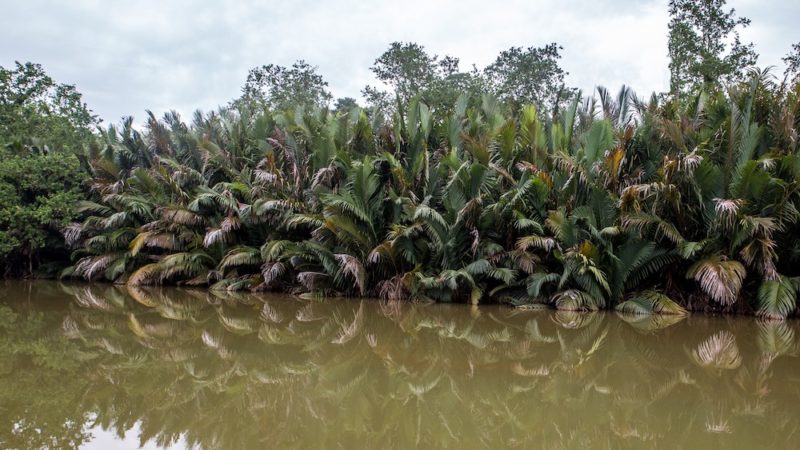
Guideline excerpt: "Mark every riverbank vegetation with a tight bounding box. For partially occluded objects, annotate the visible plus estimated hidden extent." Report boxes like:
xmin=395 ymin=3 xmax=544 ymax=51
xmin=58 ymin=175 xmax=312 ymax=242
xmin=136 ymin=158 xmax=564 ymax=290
xmin=2 ymin=0 xmax=800 ymax=318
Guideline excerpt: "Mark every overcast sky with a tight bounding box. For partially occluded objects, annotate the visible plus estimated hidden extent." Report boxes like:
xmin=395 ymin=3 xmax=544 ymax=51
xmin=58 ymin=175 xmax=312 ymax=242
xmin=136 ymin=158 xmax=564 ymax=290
xmin=2 ymin=0 xmax=797 ymax=124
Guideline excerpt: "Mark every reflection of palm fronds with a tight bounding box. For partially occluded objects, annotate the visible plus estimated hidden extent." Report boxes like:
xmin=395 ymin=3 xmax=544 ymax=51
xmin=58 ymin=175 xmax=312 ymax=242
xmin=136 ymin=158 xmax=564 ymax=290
xmin=259 ymin=301 xmax=285 ymax=324
xmin=551 ymin=310 xmax=600 ymax=329
xmin=295 ymin=303 xmax=323 ymax=322
xmin=14 ymin=281 xmax=800 ymax=449
xmin=524 ymin=318 xmax=557 ymax=343
xmin=616 ymin=311 xmax=686 ymax=332
xmin=331 ymin=302 xmax=364 ymax=344
xmin=756 ymin=320 xmax=797 ymax=356
xmin=511 ymin=362 xmax=550 ymax=377
xmin=73 ymin=287 xmax=120 ymax=312
xmin=690 ymin=331 xmax=742 ymax=370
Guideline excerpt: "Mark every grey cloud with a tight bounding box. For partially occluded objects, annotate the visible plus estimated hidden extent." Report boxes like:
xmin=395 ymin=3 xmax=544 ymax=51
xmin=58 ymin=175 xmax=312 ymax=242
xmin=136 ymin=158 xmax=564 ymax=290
xmin=1 ymin=0 xmax=796 ymax=125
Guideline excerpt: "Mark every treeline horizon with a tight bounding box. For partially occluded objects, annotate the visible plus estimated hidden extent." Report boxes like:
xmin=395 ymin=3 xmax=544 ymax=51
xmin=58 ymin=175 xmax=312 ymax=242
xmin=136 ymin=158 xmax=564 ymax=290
xmin=2 ymin=0 xmax=800 ymax=318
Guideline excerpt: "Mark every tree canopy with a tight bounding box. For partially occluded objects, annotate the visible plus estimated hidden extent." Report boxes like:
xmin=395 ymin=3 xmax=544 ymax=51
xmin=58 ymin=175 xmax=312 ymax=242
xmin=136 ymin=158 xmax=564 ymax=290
xmin=0 ymin=61 xmax=97 ymax=150
xmin=363 ymin=41 xmax=567 ymax=114
xmin=238 ymin=60 xmax=333 ymax=111
xmin=484 ymin=43 xmax=568 ymax=108
xmin=0 ymin=62 xmax=94 ymax=277
xmin=667 ymin=0 xmax=758 ymax=95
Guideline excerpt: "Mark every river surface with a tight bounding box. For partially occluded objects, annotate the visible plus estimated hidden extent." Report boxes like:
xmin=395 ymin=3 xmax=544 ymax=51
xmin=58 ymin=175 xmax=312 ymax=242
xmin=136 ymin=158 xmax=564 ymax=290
xmin=0 ymin=282 xmax=799 ymax=449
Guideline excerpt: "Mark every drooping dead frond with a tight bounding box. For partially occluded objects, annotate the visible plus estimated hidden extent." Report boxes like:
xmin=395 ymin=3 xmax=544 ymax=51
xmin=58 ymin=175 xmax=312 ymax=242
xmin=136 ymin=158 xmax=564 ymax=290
xmin=686 ymin=255 xmax=746 ymax=305
xmin=203 ymin=228 xmax=230 ymax=248
xmin=739 ymin=237 xmax=778 ymax=280
xmin=130 ymin=231 xmax=179 ymax=255
xmin=261 ymin=261 xmax=286 ymax=287
xmin=254 ymin=169 xmax=279 ymax=185
xmin=680 ymin=149 xmax=703 ymax=173
xmin=713 ymin=198 xmax=745 ymax=230
xmin=740 ymin=215 xmax=778 ymax=236
xmin=62 ymin=223 xmax=84 ymax=247
xmin=160 ymin=207 xmax=204 ymax=226
xmin=470 ymin=228 xmax=480 ymax=255
xmin=127 ymin=263 xmax=162 ymax=286
xmin=296 ymin=271 xmax=328 ymax=291
xmin=311 ymin=166 xmax=337 ymax=189
xmin=335 ymin=254 xmax=366 ymax=295
xmin=74 ymin=255 xmax=114 ymax=279
xmin=221 ymin=215 xmax=241 ymax=232
xmin=375 ymin=274 xmax=408 ymax=301
xmin=510 ymin=250 xmax=538 ymax=274
xmin=516 ymin=235 xmax=558 ymax=252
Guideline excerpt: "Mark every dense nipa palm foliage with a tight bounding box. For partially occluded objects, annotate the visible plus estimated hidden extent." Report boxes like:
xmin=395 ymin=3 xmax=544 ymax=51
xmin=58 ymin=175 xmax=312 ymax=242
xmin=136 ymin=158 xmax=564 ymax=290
xmin=62 ymin=72 xmax=800 ymax=318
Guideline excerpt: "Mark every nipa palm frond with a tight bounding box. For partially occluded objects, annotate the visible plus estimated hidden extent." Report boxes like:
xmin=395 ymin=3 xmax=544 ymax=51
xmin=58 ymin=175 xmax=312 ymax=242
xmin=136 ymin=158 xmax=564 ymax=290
xmin=686 ymin=254 xmax=746 ymax=306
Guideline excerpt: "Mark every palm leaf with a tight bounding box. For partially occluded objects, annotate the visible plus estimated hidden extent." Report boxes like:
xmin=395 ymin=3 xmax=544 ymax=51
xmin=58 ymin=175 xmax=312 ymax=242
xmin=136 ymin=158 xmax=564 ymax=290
xmin=686 ymin=255 xmax=746 ymax=305
xmin=335 ymin=254 xmax=366 ymax=295
xmin=756 ymin=276 xmax=797 ymax=320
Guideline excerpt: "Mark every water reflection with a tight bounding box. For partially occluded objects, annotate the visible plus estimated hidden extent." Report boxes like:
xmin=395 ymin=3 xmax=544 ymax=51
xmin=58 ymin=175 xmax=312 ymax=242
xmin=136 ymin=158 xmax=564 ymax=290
xmin=1 ymin=282 xmax=799 ymax=449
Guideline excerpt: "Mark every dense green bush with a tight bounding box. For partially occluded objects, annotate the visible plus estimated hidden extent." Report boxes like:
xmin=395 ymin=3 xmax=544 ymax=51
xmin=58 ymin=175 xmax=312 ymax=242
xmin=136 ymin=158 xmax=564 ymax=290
xmin=0 ymin=146 xmax=84 ymax=277
xmin=0 ymin=62 xmax=95 ymax=277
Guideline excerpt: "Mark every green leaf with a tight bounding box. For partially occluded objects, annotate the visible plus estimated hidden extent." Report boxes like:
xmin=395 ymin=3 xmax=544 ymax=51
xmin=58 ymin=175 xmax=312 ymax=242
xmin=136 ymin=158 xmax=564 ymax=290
xmin=757 ymin=276 xmax=797 ymax=320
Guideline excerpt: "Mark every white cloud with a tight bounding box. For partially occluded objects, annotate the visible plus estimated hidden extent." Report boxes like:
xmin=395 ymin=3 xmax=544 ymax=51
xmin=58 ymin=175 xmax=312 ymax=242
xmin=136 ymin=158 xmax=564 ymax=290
xmin=1 ymin=0 xmax=795 ymax=124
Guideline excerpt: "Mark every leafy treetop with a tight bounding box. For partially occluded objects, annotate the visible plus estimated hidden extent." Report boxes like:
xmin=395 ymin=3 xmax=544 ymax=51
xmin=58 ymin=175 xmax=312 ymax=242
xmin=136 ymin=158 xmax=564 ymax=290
xmin=0 ymin=61 xmax=97 ymax=150
xmin=667 ymin=0 xmax=758 ymax=95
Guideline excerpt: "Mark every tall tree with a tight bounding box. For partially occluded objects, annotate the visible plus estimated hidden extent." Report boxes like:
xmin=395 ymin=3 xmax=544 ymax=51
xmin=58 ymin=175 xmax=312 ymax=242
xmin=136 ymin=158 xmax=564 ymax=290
xmin=334 ymin=97 xmax=359 ymax=113
xmin=483 ymin=43 xmax=568 ymax=109
xmin=0 ymin=62 xmax=95 ymax=277
xmin=0 ymin=145 xmax=84 ymax=277
xmin=365 ymin=42 xmax=483 ymax=112
xmin=667 ymin=0 xmax=757 ymax=95
xmin=0 ymin=61 xmax=97 ymax=150
xmin=238 ymin=60 xmax=332 ymax=111
xmin=370 ymin=42 xmax=440 ymax=102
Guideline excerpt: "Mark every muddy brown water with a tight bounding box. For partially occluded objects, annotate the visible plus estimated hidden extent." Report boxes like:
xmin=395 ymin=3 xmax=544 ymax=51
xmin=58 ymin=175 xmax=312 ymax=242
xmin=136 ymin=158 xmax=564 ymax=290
xmin=0 ymin=281 xmax=798 ymax=449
